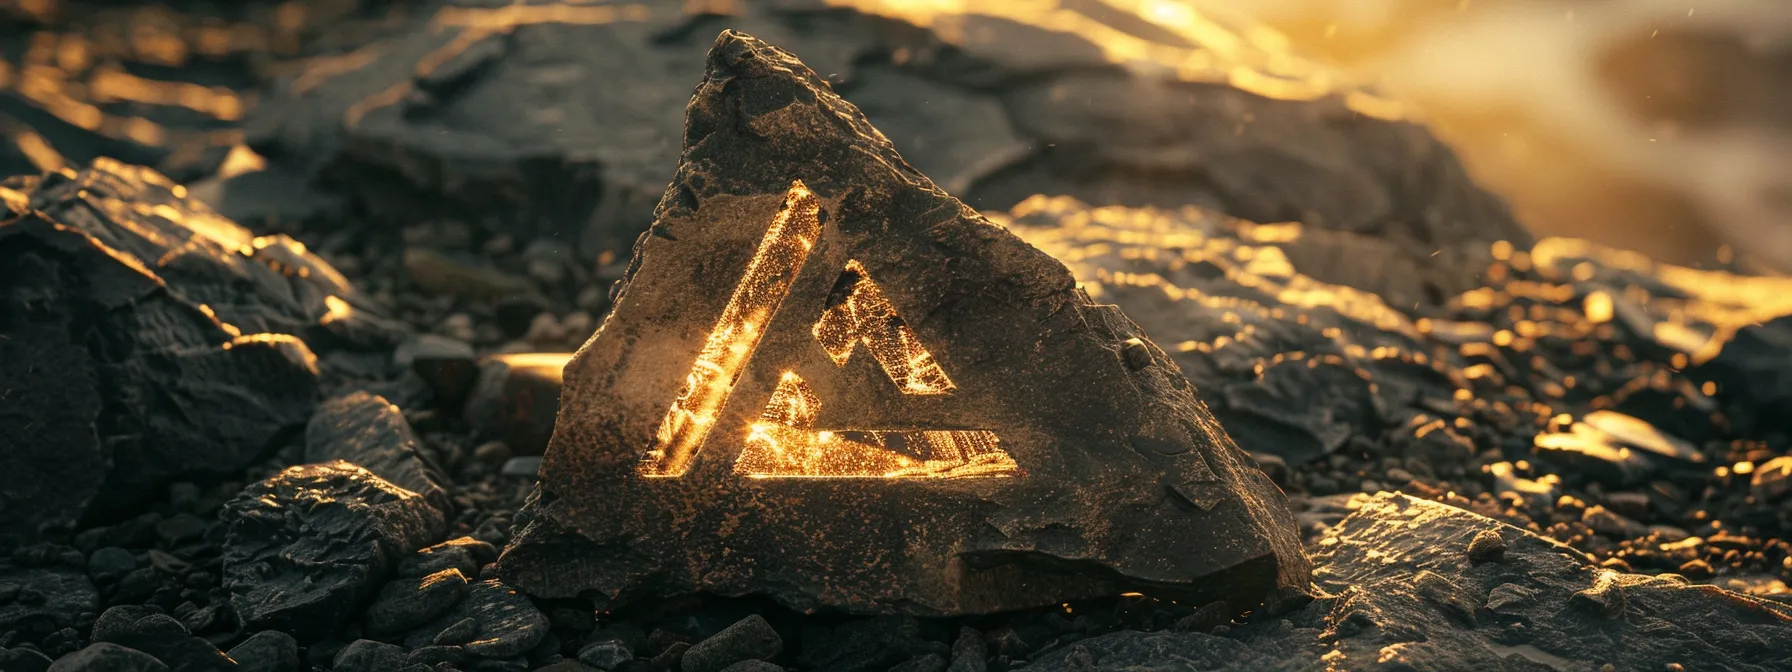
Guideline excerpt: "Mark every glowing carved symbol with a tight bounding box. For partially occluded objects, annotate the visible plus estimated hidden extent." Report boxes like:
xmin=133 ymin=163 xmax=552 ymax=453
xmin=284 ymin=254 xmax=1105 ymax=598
xmin=639 ymin=181 xmax=1016 ymax=480
xmin=639 ymin=181 xmax=824 ymax=478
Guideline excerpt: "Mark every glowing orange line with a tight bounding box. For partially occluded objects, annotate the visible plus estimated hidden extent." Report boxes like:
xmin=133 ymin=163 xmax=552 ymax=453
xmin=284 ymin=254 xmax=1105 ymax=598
xmin=639 ymin=181 xmax=823 ymax=477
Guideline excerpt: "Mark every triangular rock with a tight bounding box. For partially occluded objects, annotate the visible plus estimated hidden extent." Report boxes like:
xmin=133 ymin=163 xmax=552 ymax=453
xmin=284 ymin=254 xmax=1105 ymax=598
xmin=498 ymin=30 xmax=1309 ymax=615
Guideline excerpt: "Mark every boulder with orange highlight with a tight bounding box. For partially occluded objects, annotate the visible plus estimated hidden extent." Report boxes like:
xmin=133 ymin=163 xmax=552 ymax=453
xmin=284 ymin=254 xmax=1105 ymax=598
xmin=498 ymin=31 xmax=1309 ymax=617
xmin=0 ymin=161 xmax=392 ymax=543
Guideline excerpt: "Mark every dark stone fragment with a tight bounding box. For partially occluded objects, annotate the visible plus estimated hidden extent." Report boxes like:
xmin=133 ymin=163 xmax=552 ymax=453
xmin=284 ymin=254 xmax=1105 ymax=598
xmin=407 ymin=645 xmax=468 ymax=668
xmin=0 ymin=162 xmax=327 ymax=543
xmin=306 ymin=391 xmax=452 ymax=511
xmin=1465 ymin=529 xmax=1507 ymax=564
xmin=226 ymin=631 xmax=300 ymax=672
xmin=115 ymin=569 xmax=162 ymax=604
xmin=716 ymin=662 xmax=780 ymax=672
xmin=221 ymin=461 xmax=446 ymax=640
xmin=47 ymin=643 xmax=168 ymax=672
xmin=302 ymin=640 xmax=346 ymax=670
xmin=91 ymin=612 xmax=234 ymax=672
xmin=88 ymin=548 xmax=137 ymax=584
xmin=0 ymin=565 xmax=98 ymax=635
xmin=681 ymin=615 xmax=781 ymax=672
xmin=1171 ymin=601 xmax=1234 ymax=633
xmin=397 ymin=335 xmax=480 ymax=411
xmin=404 ymin=248 xmax=535 ymax=301
xmin=543 ymin=604 xmax=596 ymax=635
xmin=184 ymin=165 xmax=346 ymax=229
xmin=649 ymin=641 xmax=691 ymax=670
xmin=492 ymin=296 xmax=551 ymax=340
xmin=400 ymin=538 xmax=495 ymax=578
xmin=500 ymin=457 xmax=542 ymax=478
xmin=92 ymin=606 xmax=162 ymax=641
xmin=365 ymin=568 xmax=470 ymax=636
xmin=1532 ymin=425 xmax=1659 ymax=487
xmin=1568 ymin=573 xmax=1629 ymax=619
xmin=1021 ymin=631 xmax=1281 ymax=672
xmin=155 ymin=515 xmax=210 ymax=547
xmin=466 ymin=655 xmax=529 ymax=672
xmin=537 ymin=662 xmax=601 ymax=672
xmin=501 ymin=30 xmax=1306 ymax=619
xmin=888 ymin=654 xmax=946 ymax=672
xmin=0 ymin=647 xmax=54 ymax=672
xmin=405 ymin=580 xmax=547 ymax=659
xmin=434 ymin=617 xmax=480 ymax=646
xmin=334 ymin=639 xmax=408 ymax=672
xmin=463 ymin=354 xmax=569 ymax=458
xmin=578 ymin=640 xmax=632 ymax=670
xmin=946 ymin=627 xmax=986 ymax=672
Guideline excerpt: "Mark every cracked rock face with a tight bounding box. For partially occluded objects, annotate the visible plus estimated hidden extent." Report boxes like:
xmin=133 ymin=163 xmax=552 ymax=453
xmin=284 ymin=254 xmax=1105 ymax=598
xmin=1027 ymin=493 xmax=1792 ymax=671
xmin=221 ymin=461 xmax=446 ymax=641
xmin=0 ymin=162 xmax=329 ymax=543
xmin=498 ymin=30 xmax=1307 ymax=617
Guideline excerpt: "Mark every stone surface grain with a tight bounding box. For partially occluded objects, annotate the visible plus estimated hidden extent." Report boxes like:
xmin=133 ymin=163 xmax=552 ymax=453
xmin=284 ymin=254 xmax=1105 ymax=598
xmin=499 ymin=30 xmax=1307 ymax=617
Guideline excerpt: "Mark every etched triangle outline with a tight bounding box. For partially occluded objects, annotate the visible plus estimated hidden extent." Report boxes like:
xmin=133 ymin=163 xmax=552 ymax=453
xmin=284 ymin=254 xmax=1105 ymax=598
xmin=637 ymin=180 xmax=1017 ymax=480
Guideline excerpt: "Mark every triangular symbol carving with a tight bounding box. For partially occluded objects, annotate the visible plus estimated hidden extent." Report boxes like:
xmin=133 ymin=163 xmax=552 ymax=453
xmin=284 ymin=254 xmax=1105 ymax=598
xmin=637 ymin=181 xmax=1017 ymax=480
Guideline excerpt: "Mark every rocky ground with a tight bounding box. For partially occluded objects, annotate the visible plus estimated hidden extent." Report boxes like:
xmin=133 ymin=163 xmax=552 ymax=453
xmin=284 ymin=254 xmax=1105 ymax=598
xmin=4 ymin=1 xmax=1792 ymax=671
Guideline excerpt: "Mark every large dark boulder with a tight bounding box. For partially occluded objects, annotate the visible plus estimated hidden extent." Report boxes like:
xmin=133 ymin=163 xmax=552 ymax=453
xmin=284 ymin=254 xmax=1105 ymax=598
xmin=499 ymin=30 xmax=1307 ymax=617
xmin=0 ymin=162 xmax=329 ymax=542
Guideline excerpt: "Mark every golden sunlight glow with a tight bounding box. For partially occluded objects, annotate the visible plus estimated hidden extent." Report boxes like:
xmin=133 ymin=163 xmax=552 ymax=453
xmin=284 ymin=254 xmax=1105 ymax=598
xmin=319 ymin=295 xmax=354 ymax=325
xmin=735 ymin=372 xmax=1016 ymax=479
xmin=1532 ymin=237 xmax=1792 ymax=364
xmin=814 ymin=260 xmax=955 ymax=395
xmin=639 ymin=181 xmax=824 ymax=478
xmin=825 ymin=0 xmax=1397 ymax=118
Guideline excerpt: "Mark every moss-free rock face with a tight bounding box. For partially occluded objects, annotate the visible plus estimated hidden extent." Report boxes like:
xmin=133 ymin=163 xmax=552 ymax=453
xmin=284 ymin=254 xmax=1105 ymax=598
xmin=1027 ymin=493 xmax=1792 ymax=671
xmin=499 ymin=31 xmax=1308 ymax=617
xmin=0 ymin=162 xmax=335 ymax=543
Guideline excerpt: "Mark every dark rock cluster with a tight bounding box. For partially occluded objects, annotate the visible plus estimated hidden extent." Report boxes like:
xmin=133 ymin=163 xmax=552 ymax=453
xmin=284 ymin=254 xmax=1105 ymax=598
xmin=3 ymin=1 xmax=1792 ymax=671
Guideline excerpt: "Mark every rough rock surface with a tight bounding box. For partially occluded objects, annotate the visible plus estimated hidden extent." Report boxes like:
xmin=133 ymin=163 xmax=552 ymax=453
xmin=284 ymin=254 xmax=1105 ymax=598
xmin=46 ymin=643 xmax=170 ymax=672
xmin=401 ymin=579 xmax=549 ymax=659
xmin=225 ymin=630 xmax=301 ymax=672
xmin=499 ymin=31 xmax=1307 ymax=616
xmin=221 ymin=461 xmax=446 ymax=641
xmin=306 ymin=391 xmax=452 ymax=511
xmin=245 ymin=0 xmax=1524 ymax=293
xmin=0 ymin=162 xmax=323 ymax=543
xmin=0 ymin=565 xmax=98 ymax=639
xmin=364 ymin=568 xmax=470 ymax=635
xmin=997 ymin=195 xmax=1792 ymax=475
xmin=1025 ymin=493 xmax=1792 ymax=671
xmin=89 ymin=608 xmax=236 ymax=672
